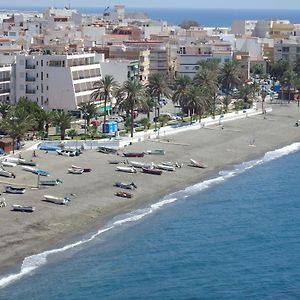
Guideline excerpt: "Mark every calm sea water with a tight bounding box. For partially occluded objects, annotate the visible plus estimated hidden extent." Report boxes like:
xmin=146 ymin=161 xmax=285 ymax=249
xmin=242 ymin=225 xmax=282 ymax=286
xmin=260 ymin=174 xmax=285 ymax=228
xmin=0 ymin=143 xmax=300 ymax=299
xmin=1 ymin=7 xmax=300 ymax=27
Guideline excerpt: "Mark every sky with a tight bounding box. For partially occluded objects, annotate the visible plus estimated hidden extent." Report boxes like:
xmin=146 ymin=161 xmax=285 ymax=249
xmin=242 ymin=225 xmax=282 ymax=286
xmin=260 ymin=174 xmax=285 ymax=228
xmin=2 ymin=0 xmax=300 ymax=9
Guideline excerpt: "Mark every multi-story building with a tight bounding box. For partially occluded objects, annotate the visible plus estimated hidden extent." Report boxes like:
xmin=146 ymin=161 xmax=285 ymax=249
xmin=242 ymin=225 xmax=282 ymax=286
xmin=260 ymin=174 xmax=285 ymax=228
xmin=0 ymin=66 xmax=11 ymax=103
xmin=13 ymin=52 xmax=101 ymax=111
xmin=231 ymin=20 xmax=258 ymax=36
xmin=274 ymin=39 xmax=300 ymax=64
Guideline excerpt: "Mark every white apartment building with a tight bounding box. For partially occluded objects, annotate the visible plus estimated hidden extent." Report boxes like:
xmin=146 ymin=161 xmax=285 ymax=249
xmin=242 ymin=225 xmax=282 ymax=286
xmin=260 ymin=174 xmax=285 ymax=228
xmin=231 ymin=20 xmax=258 ymax=36
xmin=0 ymin=66 xmax=11 ymax=103
xmin=13 ymin=52 xmax=101 ymax=111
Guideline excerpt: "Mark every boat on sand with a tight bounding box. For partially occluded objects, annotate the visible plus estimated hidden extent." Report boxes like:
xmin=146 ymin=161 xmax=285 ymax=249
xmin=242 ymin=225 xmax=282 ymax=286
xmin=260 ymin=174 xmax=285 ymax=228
xmin=142 ymin=167 xmax=162 ymax=175
xmin=22 ymin=166 xmax=49 ymax=176
xmin=0 ymin=167 xmax=15 ymax=178
xmin=116 ymin=166 xmax=137 ymax=173
xmin=123 ymin=152 xmax=144 ymax=158
xmin=115 ymin=191 xmax=133 ymax=198
xmin=71 ymin=165 xmax=92 ymax=172
xmin=5 ymin=185 xmax=26 ymax=194
xmin=68 ymin=167 xmax=84 ymax=174
xmin=115 ymin=182 xmax=137 ymax=190
xmin=39 ymin=179 xmax=62 ymax=186
xmin=12 ymin=205 xmax=35 ymax=212
xmin=189 ymin=159 xmax=206 ymax=168
xmin=43 ymin=195 xmax=70 ymax=205
xmin=155 ymin=164 xmax=175 ymax=171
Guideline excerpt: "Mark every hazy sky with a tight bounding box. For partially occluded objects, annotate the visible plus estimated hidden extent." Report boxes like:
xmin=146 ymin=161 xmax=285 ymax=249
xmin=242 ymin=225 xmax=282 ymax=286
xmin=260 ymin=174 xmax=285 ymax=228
xmin=4 ymin=0 xmax=300 ymax=9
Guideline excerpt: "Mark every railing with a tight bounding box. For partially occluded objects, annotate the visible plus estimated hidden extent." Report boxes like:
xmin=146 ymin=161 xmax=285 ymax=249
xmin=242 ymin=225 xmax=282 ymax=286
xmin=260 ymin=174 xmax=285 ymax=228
xmin=25 ymin=64 xmax=36 ymax=69
xmin=0 ymin=77 xmax=10 ymax=82
xmin=26 ymin=89 xmax=35 ymax=94
xmin=26 ymin=76 xmax=36 ymax=82
xmin=0 ymin=89 xmax=10 ymax=94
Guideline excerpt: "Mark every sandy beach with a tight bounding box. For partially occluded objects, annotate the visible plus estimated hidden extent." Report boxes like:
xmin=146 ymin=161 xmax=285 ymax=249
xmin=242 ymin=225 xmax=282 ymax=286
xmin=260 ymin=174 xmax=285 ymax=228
xmin=0 ymin=102 xmax=299 ymax=275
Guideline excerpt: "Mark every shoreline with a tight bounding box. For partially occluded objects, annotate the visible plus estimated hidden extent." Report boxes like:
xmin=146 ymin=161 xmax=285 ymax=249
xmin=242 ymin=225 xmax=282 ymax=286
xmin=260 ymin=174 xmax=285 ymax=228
xmin=0 ymin=103 xmax=300 ymax=282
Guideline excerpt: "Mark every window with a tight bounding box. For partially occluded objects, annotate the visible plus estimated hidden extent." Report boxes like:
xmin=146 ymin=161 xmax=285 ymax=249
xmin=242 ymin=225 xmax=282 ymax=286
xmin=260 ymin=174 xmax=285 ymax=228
xmin=41 ymin=60 xmax=43 ymax=67
xmin=41 ymin=72 xmax=43 ymax=80
xmin=282 ymin=47 xmax=290 ymax=52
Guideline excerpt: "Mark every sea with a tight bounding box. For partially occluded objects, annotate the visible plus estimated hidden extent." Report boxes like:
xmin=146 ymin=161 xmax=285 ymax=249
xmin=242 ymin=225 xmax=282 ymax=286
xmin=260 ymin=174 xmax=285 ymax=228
xmin=1 ymin=7 xmax=300 ymax=27
xmin=0 ymin=142 xmax=300 ymax=299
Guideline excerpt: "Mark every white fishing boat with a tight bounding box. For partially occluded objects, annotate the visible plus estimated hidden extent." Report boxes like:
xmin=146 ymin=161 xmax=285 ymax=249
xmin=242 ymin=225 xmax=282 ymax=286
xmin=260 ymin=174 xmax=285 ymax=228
xmin=5 ymin=185 xmax=26 ymax=194
xmin=71 ymin=165 xmax=92 ymax=172
xmin=162 ymin=161 xmax=181 ymax=168
xmin=22 ymin=166 xmax=50 ymax=176
xmin=0 ymin=167 xmax=15 ymax=178
xmin=39 ymin=179 xmax=62 ymax=186
xmin=116 ymin=166 xmax=137 ymax=173
xmin=12 ymin=205 xmax=35 ymax=212
xmin=1 ymin=161 xmax=17 ymax=167
xmin=3 ymin=157 xmax=19 ymax=164
xmin=43 ymin=195 xmax=70 ymax=205
xmin=155 ymin=164 xmax=175 ymax=171
xmin=190 ymin=159 xmax=206 ymax=168
xmin=68 ymin=167 xmax=84 ymax=174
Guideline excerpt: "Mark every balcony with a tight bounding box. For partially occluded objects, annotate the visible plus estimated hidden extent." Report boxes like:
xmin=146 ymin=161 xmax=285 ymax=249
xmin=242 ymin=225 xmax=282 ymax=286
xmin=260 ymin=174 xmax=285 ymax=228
xmin=26 ymin=76 xmax=36 ymax=82
xmin=0 ymin=77 xmax=10 ymax=82
xmin=25 ymin=64 xmax=36 ymax=70
xmin=0 ymin=89 xmax=10 ymax=94
xmin=26 ymin=89 xmax=35 ymax=94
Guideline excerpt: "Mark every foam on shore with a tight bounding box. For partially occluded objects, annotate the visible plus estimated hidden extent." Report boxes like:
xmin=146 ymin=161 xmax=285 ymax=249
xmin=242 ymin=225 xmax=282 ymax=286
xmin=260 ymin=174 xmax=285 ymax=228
xmin=1 ymin=142 xmax=300 ymax=289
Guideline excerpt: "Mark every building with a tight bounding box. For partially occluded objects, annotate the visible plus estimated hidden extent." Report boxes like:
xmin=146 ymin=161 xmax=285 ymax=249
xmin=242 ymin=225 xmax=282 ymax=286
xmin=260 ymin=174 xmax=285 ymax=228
xmin=0 ymin=65 xmax=11 ymax=103
xmin=274 ymin=39 xmax=300 ymax=65
xmin=13 ymin=52 xmax=102 ymax=111
xmin=231 ymin=20 xmax=258 ymax=36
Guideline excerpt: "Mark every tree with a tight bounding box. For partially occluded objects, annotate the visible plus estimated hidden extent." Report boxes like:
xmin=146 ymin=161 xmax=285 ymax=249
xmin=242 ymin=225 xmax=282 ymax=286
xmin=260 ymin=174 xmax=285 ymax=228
xmin=158 ymin=115 xmax=170 ymax=127
xmin=221 ymin=96 xmax=232 ymax=113
xmin=219 ymin=60 xmax=241 ymax=96
xmin=172 ymin=75 xmax=192 ymax=107
xmin=0 ymin=102 xmax=12 ymax=119
xmin=180 ymin=20 xmax=200 ymax=29
xmin=147 ymin=73 xmax=171 ymax=130
xmin=91 ymin=75 xmax=118 ymax=127
xmin=52 ymin=111 xmax=73 ymax=140
xmin=250 ymin=63 xmax=264 ymax=76
xmin=116 ymin=80 xmax=146 ymax=137
xmin=140 ymin=117 xmax=151 ymax=130
xmin=67 ymin=129 xmax=77 ymax=139
xmin=270 ymin=59 xmax=292 ymax=82
xmin=237 ymin=83 xmax=259 ymax=108
xmin=282 ymin=69 xmax=298 ymax=102
xmin=1 ymin=108 xmax=34 ymax=153
xmin=78 ymin=101 xmax=98 ymax=126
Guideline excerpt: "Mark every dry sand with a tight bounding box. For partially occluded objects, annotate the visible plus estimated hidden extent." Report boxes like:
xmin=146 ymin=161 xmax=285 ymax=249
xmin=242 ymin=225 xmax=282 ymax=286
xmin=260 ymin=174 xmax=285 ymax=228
xmin=0 ymin=103 xmax=299 ymax=275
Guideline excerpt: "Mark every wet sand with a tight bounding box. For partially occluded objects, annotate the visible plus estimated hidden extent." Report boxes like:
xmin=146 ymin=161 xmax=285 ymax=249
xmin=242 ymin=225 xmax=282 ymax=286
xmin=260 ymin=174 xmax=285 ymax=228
xmin=0 ymin=103 xmax=299 ymax=275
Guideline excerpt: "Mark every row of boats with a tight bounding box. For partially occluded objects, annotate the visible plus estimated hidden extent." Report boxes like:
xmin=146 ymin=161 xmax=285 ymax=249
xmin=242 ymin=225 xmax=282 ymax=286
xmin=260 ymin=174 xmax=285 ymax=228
xmin=97 ymin=147 xmax=166 ymax=157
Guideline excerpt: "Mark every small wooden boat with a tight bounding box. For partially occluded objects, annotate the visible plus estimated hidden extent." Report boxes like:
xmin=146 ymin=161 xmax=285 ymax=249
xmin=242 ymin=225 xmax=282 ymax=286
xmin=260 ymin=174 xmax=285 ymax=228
xmin=71 ymin=165 xmax=92 ymax=173
xmin=190 ymin=159 xmax=206 ymax=168
xmin=115 ymin=182 xmax=137 ymax=190
xmin=97 ymin=146 xmax=118 ymax=154
xmin=1 ymin=161 xmax=17 ymax=167
xmin=142 ymin=167 xmax=162 ymax=175
xmin=22 ymin=166 xmax=50 ymax=176
xmin=146 ymin=149 xmax=165 ymax=155
xmin=0 ymin=167 xmax=15 ymax=178
xmin=156 ymin=164 xmax=175 ymax=171
xmin=5 ymin=185 xmax=26 ymax=194
xmin=40 ymin=179 xmax=63 ymax=186
xmin=123 ymin=152 xmax=144 ymax=158
xmin=12 ymin=205 xmax=35 ymax=212
xmin=108 ymin=160 xmax=124 ymax=164
xmin=115 ymin=191 xmax=133 ymax=198
xmin=56 ymin=149 xmax=81 ymax=157
xmin=43 ymin=195 xmax=70 ymax=205
xmin=68 ymin=167 xmax=84 ymax=174
xmin=18 ymin=159 xmax=37 ymax=166
xmin=116 ymin=166 xmax=137 ymax=173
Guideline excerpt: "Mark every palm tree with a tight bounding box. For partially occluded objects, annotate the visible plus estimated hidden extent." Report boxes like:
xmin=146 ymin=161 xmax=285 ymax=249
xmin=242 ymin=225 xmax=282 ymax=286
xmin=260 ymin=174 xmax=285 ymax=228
xmin=147 ymin=73 xmax=171 ymax=129
xmin=78 ymin=101 xmax=98 ymax=126
xmin=183 ymin=85 xmax=208 ymax=123
xmin=172 ymin=75 xmax=192 ymax=108
xmin=1 ymin=108 xmax=34 ymax=153
xmin=91 ymin=75 xmax=118 ymax=126
xmin=282 ymin=69 xmax=297 ymax=102
xmin=219 ymin=60 xmax=241 ymax=96
xmin=116 ymin=80 xmax=146 ymax=137
xmin=221 ymin=96 xmax=232 ymax=113
xmin=0 ymin=102 xmax=12 ymax=119
xmin=237 ymin=83 xmax=259 ymax=108
xmin=52 ymin=110 xmax=73 ymax=140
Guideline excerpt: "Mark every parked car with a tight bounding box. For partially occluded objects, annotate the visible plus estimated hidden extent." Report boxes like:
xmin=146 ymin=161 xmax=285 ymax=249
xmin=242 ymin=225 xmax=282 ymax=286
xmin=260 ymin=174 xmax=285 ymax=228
xmin=109 ymin=116 xmax=124 ymax=123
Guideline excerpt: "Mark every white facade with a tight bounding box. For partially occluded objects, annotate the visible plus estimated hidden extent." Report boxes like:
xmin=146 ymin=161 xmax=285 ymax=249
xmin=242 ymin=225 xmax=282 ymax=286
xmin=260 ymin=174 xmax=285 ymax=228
xmin=13 ymin=53 xmax=101 ymax=111
xmin=235 ymin=37 xmax=263 ymax=61
xmin=231 ymin=20 xmax=258 ymax=36
xmin=0 ymin=66 xmax=11 ymax=103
